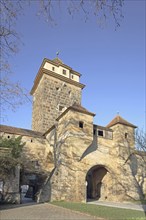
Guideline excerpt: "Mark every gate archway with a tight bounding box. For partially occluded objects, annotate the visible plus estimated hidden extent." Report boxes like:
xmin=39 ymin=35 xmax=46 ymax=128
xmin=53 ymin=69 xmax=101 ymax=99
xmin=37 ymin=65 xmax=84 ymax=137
xmin=86 ymin=165 xmax=108 ymax=200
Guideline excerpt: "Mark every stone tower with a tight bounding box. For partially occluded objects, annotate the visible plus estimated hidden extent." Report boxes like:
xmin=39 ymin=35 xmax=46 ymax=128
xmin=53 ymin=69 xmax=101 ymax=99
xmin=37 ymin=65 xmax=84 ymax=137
xmin=30 ymin=57 xmax=85 ymax=133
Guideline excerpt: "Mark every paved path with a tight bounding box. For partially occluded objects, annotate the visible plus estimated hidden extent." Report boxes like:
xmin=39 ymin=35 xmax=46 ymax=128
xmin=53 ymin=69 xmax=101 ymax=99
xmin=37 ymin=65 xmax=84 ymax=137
xmin=88 ymin=200 xmax=146 ymax=212
xmin=0 ymin=203 xmax=101 ymax=220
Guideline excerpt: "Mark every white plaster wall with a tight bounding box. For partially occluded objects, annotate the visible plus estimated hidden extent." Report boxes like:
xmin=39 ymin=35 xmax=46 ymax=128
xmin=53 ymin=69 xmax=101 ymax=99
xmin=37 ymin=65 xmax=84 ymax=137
xmin=70 ymin=73 xmax=79 ymax=82
xmin=43 ymin=62 xmax=79 ymax=82
xmin=43 ymin=62 xmax=59 ymax=74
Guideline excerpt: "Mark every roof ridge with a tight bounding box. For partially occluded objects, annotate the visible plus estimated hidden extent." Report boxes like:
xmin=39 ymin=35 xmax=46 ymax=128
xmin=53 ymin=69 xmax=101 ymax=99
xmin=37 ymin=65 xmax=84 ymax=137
xmin=106 ymin=115 xmax=137 ymax=128
xmin=71 ymin=103 xmax=95 ymax=116
xmin=52 ymin=57 xmax=63 ymax=64
xmin=0 ymin=124 xmax=44 ymax=138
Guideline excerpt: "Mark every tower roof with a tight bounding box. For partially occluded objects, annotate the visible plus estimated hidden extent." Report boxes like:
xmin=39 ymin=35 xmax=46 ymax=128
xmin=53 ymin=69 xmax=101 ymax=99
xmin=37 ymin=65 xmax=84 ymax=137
xmin=44 ymin=103 xmax=96 ymax=136
xmin=30 ymin=57 xmax=85 ymax=95
xmin=57 ymin=103 xmax=96 ymax=121
xmin=52 ymin=57 xmax=64 ymax=65
xmin=106 ymin=115 xmax=137 ymax=128
xmin=70 ymin=103 xmax=96 ymax=116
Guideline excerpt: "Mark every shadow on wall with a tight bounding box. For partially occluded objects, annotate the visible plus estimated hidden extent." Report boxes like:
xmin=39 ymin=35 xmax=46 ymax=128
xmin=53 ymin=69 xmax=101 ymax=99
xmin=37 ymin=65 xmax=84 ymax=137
xmin=79 ymin=126 xmax=97 ymax=161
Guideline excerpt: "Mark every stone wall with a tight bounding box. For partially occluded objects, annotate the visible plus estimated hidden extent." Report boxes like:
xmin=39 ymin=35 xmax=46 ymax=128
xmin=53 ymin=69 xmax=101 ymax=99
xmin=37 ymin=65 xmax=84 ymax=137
xmin=44 ymin=109 xmax=145 ymax=203
xmin=0 ymin=164 xmax=20 ymax=204
xmin=0 ymin=111 xmax=145 ymax=204
xmin=46 ymin=109 xmax=94 ymax=202
xmin=0 ymin=133 xmax=54 ymax=203
xmin=32 ymin=74 xmax=82 ymax=133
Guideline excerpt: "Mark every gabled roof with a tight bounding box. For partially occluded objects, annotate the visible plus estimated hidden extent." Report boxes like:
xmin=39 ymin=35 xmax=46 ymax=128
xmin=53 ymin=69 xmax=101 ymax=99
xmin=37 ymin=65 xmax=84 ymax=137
xmin=0 ymin=124 xmax=44 ymax=138
xmin=51 ymin=58 xmax=81 ymax=76
xmin=44 ymin=103 xmax=96 ymax=136
xmin=70 ymin=103 xmax=96 ymax=116
xmin=30 ymin=57 xmax=85 ymax=95
xmin=95 ymin=125 xmax=113 ymax=132
xmin=57 ymin=103 xmax=95 ymax=121
xmin=52 ymin=57 xmax=64 ymax=65
xmin=106 ymin=115 xmax=137 ymax=128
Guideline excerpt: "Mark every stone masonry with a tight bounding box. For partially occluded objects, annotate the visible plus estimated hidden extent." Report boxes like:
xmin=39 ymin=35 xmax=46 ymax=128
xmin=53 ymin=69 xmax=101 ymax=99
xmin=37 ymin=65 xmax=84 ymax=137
xmin=44 ymin=105 xmax=146 ymax=203
xmin=31 ymin=58 xmax=84 ymax=133
xmin=0 ymin=57 xmax=145 ymax=204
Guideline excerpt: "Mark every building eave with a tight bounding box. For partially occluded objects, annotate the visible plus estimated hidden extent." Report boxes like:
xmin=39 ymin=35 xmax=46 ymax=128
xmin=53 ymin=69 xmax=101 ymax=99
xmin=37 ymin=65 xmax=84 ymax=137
xmin=0 ymin=125 xmax=45 ymax=139
xmin=30 ymin=68 xmax=85 ymax=95
xmin=45 ymin=58 xmax=81 ymax=76
xmin=56 ymin=104 xmax=95 ymax=121
xmin=106 ymin=115 xmax=137 ymax=129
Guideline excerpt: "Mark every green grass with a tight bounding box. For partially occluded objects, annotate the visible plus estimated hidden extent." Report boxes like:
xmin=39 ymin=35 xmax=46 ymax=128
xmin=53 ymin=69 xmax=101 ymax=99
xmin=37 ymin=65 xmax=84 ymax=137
xmin=133 ymin=200 xmax=146 ymax=205
xmin=51 ymin=201 xmax=146 ymax=220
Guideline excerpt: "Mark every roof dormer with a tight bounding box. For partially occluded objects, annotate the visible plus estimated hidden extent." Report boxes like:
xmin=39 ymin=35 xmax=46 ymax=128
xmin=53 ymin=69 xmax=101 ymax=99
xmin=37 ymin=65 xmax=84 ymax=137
xmin=30 ymin=57 xmax=85 ymax=95
xmin=43 ymin=57 xmax=80 ymax=83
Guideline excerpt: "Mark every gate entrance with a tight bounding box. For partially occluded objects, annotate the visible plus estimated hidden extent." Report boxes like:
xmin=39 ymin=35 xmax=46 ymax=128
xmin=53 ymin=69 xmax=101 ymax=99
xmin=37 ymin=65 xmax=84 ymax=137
xmin=86 ymin=165 xmax=108 ymax=200
xmin=20 ymin=173 xmax=39 ymax=203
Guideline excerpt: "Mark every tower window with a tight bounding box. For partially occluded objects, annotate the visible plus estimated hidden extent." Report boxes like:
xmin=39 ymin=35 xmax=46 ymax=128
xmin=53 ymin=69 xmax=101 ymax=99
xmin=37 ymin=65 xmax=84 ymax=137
xmin=52 ymin=66 xmax=55 ymax=71
xmin=71 ymin=75 xmax=74 ymax=79
xmin=93 ymin=129 xmax=96 ymax=135
xmin=58 ymin=105 xmax=65 ymax=112
xmin=79 ymin=121 xmax=84 ymax=128
xmin=63 ymin=69 xmax=66 ymax=75
xmin=98 ymin=130 xmax=103 ymax=136
xmin=125 ymin=133 xmax=128 ymax=139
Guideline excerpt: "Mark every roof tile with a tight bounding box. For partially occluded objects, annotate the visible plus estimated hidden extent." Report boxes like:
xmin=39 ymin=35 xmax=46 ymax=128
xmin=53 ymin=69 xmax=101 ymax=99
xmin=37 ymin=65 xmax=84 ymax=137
xmin=0 ymin=125 xmax=44 ymax=138
xmin=106 ymin=115 xmax=137 ymax=128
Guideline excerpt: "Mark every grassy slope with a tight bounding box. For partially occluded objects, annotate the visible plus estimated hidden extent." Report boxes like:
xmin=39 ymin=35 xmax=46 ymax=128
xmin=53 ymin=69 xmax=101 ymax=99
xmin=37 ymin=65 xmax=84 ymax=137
xmin=51 ymin=201 xmax=146 ymax=220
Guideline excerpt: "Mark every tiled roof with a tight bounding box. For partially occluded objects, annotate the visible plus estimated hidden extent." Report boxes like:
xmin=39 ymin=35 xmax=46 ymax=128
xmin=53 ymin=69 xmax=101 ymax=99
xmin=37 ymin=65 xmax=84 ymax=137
xmin=96 ymin=125 xmax=113 ymax=131
xmin=70 ymin=103 xmax=96 ymax=116
xmin=106 ymin=115 xmax=137 ymax=128
xmin=0 ymin=125 xmax=44 ymax=138
xmin=30 ymin=58 xmax=84 ymax=95
xmin=57 ymin=103 xmax=95 ymax=121
xmin=52 ymin=58 xmax=81 ymax=76
xmin=44 ymin=103 xmax=95 ymax=136
xmin=52 ymin=57 xmax=64 ymax=65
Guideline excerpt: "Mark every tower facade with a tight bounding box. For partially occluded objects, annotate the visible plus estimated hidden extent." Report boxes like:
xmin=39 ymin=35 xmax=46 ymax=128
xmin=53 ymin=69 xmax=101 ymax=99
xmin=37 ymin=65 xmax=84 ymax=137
xmin=30 ymin=57 xmax=85 ymax=133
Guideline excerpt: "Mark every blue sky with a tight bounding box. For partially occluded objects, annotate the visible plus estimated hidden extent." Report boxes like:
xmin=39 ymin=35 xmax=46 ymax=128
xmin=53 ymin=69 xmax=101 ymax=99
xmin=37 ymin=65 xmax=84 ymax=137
xmin=2 ymin=0 xmax=145 ymax=132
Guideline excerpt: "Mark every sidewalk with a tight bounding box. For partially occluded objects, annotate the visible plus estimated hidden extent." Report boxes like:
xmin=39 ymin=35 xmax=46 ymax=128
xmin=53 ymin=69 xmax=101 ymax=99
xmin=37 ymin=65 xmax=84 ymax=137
xmin=88 ymin=200 xmax=146 ymax=211
xmin=0 ymin=203 xmax=101 ymax=220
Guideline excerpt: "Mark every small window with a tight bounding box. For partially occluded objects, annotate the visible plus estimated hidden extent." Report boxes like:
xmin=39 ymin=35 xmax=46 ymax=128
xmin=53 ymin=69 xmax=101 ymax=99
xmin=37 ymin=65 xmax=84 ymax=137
xmin=63 ymin=69 xmax=66 ymax=75
xmin=125 ymin=133 xmax=128 ymax=139
xmin=52 ymin=66 xmax=55 ymax=71
xmin=71 ymin=75 xmax=74 ymax=79
xmin=93 ymin=129 xmax=96 ymax=135
xmin=79 ymin=121 xmax=84 ymax=128
xmin=98 ymin=130 xmax=103 ymax=136
xmin=59 ymin=105 xmax=65 ymax=112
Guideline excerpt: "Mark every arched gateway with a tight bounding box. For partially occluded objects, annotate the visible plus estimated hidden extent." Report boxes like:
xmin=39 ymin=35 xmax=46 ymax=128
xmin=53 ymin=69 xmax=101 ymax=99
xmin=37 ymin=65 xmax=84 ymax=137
xmin=86 ymin=165 xmax=109 ymax=201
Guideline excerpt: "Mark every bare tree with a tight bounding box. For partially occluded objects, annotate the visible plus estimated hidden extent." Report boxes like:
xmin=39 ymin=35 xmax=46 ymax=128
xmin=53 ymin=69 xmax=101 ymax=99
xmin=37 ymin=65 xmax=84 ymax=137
xmin=0 ymin=0 xmax=124 ymax=117
xmin=0 ymin=0 xmax=31 ymax=117
xmin=136 ymin=129 xmax=146 ymax=152
xmin=37 ymin=0 xmax=124 ymax=27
